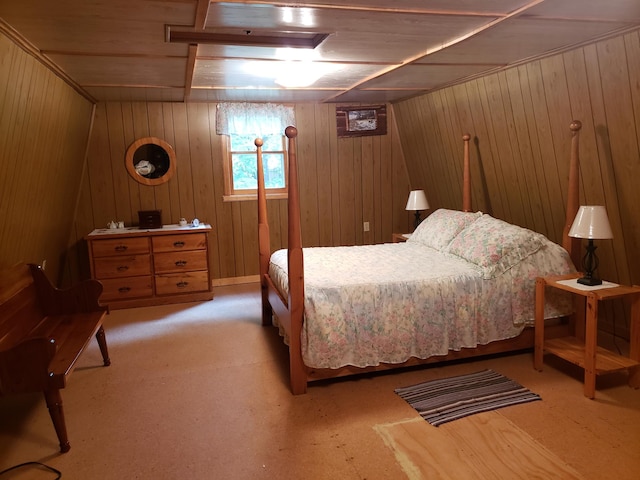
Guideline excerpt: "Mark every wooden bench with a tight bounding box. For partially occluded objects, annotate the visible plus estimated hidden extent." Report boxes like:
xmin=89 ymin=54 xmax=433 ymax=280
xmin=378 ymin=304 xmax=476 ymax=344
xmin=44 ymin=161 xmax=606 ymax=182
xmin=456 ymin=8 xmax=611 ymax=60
xmin=0 ymin=263 xmax=110 ymax=453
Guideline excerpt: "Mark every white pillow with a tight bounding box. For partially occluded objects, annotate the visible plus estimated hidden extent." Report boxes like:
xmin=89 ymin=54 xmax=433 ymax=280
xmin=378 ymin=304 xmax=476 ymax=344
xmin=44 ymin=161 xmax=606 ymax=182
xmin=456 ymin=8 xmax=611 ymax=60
xmin=408 ymin=208 xmax=482 ymax=251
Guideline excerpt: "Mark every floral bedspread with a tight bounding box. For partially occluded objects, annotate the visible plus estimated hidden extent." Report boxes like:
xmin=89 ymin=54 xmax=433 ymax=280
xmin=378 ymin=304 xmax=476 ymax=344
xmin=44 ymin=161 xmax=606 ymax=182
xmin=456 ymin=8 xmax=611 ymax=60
xmin=268 ymin=238 xmax=574 ymax=369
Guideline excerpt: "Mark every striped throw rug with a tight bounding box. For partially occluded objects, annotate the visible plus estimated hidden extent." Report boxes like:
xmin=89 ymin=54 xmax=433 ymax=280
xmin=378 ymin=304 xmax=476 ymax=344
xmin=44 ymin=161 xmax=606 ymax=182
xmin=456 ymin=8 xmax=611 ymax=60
xmin=395 ymin=369 xmax=540 ymax=426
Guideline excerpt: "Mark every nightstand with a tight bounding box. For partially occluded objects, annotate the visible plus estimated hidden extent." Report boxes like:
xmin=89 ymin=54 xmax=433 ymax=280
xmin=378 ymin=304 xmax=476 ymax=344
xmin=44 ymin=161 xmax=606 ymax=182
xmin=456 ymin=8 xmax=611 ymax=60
xmin=392 ymin=233 xmax=411 ymax=243
xmin=534 ymin=273 xmax=640 ymax=398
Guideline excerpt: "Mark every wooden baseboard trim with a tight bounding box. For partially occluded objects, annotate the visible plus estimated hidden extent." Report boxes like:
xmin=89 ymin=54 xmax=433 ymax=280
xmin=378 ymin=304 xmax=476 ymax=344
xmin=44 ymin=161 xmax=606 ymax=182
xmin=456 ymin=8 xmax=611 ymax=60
xmin=212 ymin=275 xmax=259 ymax=287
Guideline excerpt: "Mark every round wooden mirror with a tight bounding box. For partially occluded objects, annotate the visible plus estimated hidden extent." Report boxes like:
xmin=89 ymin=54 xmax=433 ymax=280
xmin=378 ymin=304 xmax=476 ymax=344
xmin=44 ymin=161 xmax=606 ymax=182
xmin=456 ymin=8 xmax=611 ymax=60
xmin=125 ymin=137 xmax=176 ymax=186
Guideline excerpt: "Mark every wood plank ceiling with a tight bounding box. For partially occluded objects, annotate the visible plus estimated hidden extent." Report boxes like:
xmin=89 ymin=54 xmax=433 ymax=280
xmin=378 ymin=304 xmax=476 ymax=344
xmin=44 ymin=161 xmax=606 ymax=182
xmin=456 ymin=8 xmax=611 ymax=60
xmin=1 ymin=0 xmax=640 ymax=104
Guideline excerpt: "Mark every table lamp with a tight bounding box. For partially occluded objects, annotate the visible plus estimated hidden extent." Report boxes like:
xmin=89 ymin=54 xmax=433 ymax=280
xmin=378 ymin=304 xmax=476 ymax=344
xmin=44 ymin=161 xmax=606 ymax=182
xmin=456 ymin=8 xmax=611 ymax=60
xmin=406 ymin=190 xmax=429 ymax=230
xmin=568 ymin=205 xmax=613 ymax=285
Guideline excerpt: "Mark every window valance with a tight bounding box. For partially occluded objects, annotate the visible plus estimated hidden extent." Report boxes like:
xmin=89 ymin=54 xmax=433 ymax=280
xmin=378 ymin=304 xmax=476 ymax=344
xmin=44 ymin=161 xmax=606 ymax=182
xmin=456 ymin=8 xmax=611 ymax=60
xmin=215 ymin=103 xmax=295 ymax=136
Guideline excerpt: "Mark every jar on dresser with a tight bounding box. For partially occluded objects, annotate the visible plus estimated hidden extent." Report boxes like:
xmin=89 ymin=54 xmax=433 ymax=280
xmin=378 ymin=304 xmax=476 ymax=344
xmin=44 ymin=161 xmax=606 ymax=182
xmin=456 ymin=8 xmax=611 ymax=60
xmin=85 ymin=224 xmax=213 ymax=309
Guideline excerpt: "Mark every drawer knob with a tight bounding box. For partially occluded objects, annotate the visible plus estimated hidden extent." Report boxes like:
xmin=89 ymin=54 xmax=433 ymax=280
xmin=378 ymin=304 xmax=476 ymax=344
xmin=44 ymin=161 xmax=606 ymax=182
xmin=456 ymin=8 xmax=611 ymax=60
xmin=173 ymin=241 xmax=185 ymax=248
xmin=175 ymin=260 xmax=187 ymax=267
xmin=118 ymin=286 xmax=131 ymax=293
xmin=176 ymin=281 xmax=189 ymax=288
xmin=115 ymin=245 xmax=128 ymax=252
xmin=117 ymin=265 xmax=129 ymax=272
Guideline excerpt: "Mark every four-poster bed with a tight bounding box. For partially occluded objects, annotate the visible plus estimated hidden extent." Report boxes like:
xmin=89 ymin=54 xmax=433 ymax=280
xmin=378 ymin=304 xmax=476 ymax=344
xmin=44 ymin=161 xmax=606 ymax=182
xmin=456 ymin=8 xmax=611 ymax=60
xmin=257 ymin=123 xmax=583 ymax=395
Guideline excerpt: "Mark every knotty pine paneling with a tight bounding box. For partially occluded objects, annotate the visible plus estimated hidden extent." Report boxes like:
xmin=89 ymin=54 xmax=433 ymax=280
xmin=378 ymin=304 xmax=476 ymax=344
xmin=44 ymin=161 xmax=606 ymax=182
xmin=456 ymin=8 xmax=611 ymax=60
xmin=394 ymin=28 xmax=640 ymax=339
xmin=70 ymin=102 xmax=411 ymax=283
xmin=0 ymin=31 xmax=94 ymax=286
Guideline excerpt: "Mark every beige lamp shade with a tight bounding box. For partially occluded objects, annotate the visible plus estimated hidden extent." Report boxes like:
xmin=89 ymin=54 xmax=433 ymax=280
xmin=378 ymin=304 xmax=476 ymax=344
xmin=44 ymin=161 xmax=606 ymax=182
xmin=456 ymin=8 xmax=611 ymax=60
xmin=568 ymin=205 xmax=613 ymax=240
xmin=405 ymin=190 xmax=429 ymax=211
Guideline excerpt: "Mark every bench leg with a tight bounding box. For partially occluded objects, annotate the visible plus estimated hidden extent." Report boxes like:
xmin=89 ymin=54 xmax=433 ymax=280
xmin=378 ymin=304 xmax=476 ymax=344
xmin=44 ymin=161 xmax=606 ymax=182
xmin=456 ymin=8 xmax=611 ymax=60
xmin=44 ymin=389 xmax=70 ymax=453
xmin=96 ymin=326 xmax=111 ymax=366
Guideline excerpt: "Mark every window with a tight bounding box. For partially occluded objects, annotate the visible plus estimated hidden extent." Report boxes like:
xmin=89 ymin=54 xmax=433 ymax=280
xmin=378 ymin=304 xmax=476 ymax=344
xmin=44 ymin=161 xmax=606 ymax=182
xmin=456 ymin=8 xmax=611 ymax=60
xmin=216 ymin=102 xmax=295 ymax=201
xmin=226 ymin=133 xmax=287 ymax=196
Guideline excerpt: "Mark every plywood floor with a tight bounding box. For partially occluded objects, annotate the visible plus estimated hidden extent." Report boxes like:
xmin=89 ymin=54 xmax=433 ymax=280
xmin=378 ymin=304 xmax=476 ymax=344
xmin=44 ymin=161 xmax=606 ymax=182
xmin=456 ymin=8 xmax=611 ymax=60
xmin=376 ymin=413 xmax=584 ymax=479
xmin=0 ymin=283 xmax=639 ymax=479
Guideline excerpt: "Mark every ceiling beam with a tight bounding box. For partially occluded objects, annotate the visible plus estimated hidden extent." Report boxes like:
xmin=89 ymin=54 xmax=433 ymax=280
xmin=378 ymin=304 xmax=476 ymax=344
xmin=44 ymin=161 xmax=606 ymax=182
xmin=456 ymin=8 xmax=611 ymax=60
xmin=168 ymin=29 xmax=329 ymax=49
xmin=184 ymin=44 xmax=198 ymax=102
xmin=195 ymin=0 xmax=211 ymax=30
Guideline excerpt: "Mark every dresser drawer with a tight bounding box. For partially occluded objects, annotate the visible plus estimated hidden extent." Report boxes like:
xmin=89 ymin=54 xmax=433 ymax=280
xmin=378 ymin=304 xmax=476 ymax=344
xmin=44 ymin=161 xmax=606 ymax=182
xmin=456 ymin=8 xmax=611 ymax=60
xmin=93 ymin=254 xmax=152 ymax=279
xmin=99 ymin=276 xmax=153 ymax=301
xmin=91 ymin=237 xmax=150 ymax=257
xmin=155 ymin=271 xmax=210 ymax=295
xmin=153 ymin=250 xmax=208 ymax=274
xmin=152 ymin=233 xmax=207 ymax=252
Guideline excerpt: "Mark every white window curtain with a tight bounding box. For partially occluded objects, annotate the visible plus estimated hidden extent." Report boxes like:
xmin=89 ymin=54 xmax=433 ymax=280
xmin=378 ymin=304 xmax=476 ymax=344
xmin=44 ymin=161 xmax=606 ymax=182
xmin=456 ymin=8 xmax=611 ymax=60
xmin=215 ymin=103 xmax=295 ymax=136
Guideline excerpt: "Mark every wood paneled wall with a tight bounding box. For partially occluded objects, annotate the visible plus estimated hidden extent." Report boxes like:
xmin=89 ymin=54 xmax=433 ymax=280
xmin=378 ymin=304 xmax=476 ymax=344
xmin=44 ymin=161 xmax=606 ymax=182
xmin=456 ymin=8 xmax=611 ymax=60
xmin=69 ymin=102 xmax=411 ymax=283
xmin=394 ymin=29 xmax=640 ymax=339
xmin=3 ymin=22 xmax=637 ymax=339
xmin=0 ymin=31 xmax=94 ymax=285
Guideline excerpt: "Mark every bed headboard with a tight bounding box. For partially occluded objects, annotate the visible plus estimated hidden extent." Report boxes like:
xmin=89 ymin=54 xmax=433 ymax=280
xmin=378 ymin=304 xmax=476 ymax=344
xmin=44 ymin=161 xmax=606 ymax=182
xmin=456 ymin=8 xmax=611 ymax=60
xmin=460 ymin=123 xmax=580 ymax=267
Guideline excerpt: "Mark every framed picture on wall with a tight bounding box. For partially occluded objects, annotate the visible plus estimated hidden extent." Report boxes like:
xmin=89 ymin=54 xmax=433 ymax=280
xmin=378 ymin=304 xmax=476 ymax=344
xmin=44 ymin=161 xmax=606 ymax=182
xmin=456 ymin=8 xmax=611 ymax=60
xmin=336 ymin=105 xmax=387 ymax=137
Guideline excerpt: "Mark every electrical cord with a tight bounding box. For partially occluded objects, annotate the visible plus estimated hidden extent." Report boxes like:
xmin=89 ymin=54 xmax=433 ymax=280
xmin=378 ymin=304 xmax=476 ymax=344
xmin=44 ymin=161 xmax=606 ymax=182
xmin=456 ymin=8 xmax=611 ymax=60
xmin=0 ymin=461 xmax=61 ymax=478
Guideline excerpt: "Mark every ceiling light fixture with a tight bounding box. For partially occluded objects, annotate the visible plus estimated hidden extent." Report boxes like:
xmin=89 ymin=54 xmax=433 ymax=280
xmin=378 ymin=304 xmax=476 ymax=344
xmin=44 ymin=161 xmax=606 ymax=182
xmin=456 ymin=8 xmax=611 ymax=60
xmin=275 ymin=62 xmax=323 ymax=87
xmin=243 ymin=59 xmax=339 ymax=88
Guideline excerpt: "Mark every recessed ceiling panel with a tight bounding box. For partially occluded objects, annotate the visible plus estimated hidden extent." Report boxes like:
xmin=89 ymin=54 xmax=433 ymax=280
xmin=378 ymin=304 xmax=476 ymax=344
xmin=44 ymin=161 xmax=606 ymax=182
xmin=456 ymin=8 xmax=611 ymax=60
xmin=281 ymin=0 xmax=532 ymax=14
xmin=522 ymin=0 xmax=640 ymax=22
xmin=361 ymin=64 xmax=497 ymax=90
xmin=205 ymin=2 xmax=497 ymax=36
xmin=189 ymin=88 xmax=345 ymax=103
xmin=331 ymin=89 xmax=425 ymax=104
xmin=203 ymin=2 xmax=502 ymax=64
xmin=193 ymin=58 xmax=385 ymax=89
xmin=84 ymin=86 xmax=186 ymax=103
xmin=48 ymin=55 xmax=187 ymax=87
xmin=415 ymin=18 xmax=633 ymax=65
xmin=0 ymin=0 xmax=193 ymax=56
xmin=197 ymin=30 xmax=457 ymax=65
xmin=313 ymin=30 xmax=485 ymax=64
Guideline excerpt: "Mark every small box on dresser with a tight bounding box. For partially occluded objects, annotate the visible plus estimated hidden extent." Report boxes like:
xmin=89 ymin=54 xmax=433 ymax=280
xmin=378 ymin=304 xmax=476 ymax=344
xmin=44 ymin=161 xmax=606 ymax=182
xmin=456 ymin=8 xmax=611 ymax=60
xmin=86 ymin=224 xmax=213 ymax=309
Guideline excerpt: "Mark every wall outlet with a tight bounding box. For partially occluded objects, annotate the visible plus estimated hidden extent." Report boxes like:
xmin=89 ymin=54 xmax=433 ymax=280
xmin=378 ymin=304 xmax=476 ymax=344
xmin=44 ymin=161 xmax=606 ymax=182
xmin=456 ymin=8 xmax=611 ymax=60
xmin=363 ymin=222 xmax=370 ymax=232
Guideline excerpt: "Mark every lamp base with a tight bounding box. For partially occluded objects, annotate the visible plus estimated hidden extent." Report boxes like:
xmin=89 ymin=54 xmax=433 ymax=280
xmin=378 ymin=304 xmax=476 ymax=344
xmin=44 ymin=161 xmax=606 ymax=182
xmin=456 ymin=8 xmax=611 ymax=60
xmin=577 ymin=276 xmax=602 ymax=286
xmin=578 ymin=239 xmax=602 ymax=286
xmin=413 ymin=211 xmax=422 ymax=231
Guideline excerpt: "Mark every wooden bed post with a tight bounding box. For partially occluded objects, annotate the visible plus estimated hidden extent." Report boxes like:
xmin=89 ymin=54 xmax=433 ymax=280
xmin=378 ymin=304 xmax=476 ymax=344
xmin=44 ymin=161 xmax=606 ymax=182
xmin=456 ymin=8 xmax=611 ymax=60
xmin=564 ymin=120 xmax=582 ymax=268
xmin=256 ymin=127 xmax=308 ymax=394
xmin=462 ymin=133 xmax=471 ymax=212
xmin=284 ymin=126 xmax=308 ymax=395
xmin=256 ymin=137 xmax=273 ymax=326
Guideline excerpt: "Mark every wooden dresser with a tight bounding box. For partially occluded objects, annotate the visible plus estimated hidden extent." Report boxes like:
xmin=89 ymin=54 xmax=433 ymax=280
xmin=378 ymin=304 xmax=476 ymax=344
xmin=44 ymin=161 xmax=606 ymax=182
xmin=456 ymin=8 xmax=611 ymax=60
xmin=85 ymin=224 xmax=213 ymax=309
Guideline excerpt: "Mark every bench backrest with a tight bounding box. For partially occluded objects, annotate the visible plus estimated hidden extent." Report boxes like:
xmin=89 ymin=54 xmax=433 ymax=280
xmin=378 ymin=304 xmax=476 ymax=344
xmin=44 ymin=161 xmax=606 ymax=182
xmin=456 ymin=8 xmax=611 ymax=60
xmin=0 ymin=264 xmax=58 ymax=395
xmin=0 ymin=263 xmax=46 ymax=351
